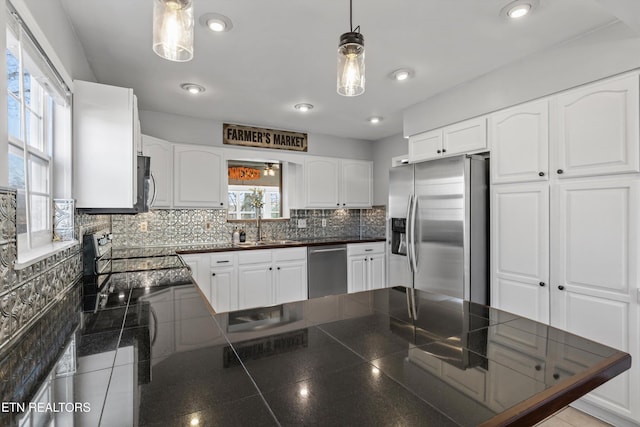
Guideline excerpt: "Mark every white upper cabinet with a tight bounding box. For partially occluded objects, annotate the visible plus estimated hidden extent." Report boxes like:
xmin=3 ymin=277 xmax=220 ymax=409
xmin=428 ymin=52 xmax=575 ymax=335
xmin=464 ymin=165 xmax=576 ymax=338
xmin=173 ymin=144 xmax=227 ymax=208
xmin=443 ymin=117 xmax=487 ymax=155
xmin=408 ymin=129 xmax=442 ymax=163
xmin=304 ymin=157 xmax=340 ymax=207
xmin=304 ymin=157 xmax=372 ymax=208
xmin=408 ymin=116 xmax=487 ymax=163
xmin=73 ymin=80 xmax=138 ymax=209
xmin=553 ymin=73 xmax=640 ymax=178
xmin=142 ymin=135 xmax=172 ymax=208
xmin=341 ymin=160 xmax=373 ymax=208
xmin=489 ymin=99 xmax=549 ymax=184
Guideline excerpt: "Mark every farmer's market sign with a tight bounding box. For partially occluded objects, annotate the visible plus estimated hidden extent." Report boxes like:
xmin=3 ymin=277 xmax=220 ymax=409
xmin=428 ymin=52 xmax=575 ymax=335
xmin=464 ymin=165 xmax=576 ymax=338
xmin=223 ymin=123 xmax=308 ymax=152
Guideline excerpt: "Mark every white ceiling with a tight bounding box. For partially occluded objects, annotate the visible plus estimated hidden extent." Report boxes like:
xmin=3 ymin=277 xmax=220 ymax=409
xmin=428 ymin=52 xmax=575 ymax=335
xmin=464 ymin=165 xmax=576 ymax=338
xmin=59 ymin=0 xmax=621 ymax=141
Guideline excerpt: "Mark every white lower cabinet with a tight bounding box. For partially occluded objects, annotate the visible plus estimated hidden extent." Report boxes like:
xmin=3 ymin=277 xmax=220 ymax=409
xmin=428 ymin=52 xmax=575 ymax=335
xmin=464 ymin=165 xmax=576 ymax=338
xmin=347 ymin=243 xmax=386 ymax=293
xmin=238 ymin=248 xmax=307 ymax=309
xmin=183 ymin=248 xmax=307 ymax=312
xmin=491 ymin=183 xmax=549 ymax=323
xmin=550 ymin=177 xmax=639 ymax=423
xmin=210 ymin=252 xmax=238 ymax=313
xmin=491 ymin=176 xmax=640 ymax=425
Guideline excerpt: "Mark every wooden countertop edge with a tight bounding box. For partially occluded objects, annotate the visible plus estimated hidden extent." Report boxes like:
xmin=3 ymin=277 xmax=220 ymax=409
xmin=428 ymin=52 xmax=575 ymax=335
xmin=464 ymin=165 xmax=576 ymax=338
xmin=478 ymin=351 xmax=632 ymax=427
xmin=175 ymin=237 xmax=386 ymax=254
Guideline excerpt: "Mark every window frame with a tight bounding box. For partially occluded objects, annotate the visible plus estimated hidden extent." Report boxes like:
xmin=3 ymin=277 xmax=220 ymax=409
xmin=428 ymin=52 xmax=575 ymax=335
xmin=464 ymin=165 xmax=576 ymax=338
xmin=6 ymin=22 xmax=54 ymax=250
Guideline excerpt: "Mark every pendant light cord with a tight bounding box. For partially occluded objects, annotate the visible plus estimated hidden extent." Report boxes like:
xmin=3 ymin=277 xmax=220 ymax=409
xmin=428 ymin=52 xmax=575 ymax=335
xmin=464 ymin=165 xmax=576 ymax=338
xmin=349 ymin=0 xmax=360 ymax=34
xmin=350 ymin=0 xmax=353 ymax=32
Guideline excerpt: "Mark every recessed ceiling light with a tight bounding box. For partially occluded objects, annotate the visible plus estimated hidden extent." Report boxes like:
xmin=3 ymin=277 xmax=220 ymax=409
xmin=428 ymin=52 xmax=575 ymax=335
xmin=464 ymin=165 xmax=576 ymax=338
xmin=500 ymin=0 xmax=537 ymax=20
xmin=199 ymin=13 xmax=233 ymax=32
xmin=369 ymin=117 xmax=382 ymax=124
xmin=389 ymin=69 xmax=413 ymax=81
xmin=294 ymin=103 xmax=314 ymax=112
xmin=508 ymin=4 xmax=530 ymax=18
xmin=180 ymin=83 xmax=205 ymax=94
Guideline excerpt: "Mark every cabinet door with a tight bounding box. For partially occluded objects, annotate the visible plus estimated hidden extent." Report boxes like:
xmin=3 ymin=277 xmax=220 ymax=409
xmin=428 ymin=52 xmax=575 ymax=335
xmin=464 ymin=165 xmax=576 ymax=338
xmin=274 ymin=260 xmax=307 ymax=304
xmin=489 ymin=100 xmax=549 ymax=184
xmin=210 ymin=266 xmax=237 ymax=312
xmin=173 ymin=145 xmax=226 ymax=208
xmin=341 ymin=160 xmax=372 ymax=208
xmin=553 ymin=74 xmax=639 ymax=178
xmin=408 ymin=129 xmax=442 ymax=163
xmin=304 ymin=157 xmax=340 ymax=208
xmin=368 ymin=253 xmax=386 ymax=290
xmin=491 ymin=183 xmax=549 ymax=323
xmin=181 ymin=254 xmax=210 ymax=300
xmin=550 ymin=177 xmax=639 ymax=418
xmin=348 ymin=257 xmax=367 ymax=293
xmin=73 ymin=81 xmax=136 ymax=209
xmin=442 ymin=116 xmax=487 ymax=156
xmin=237 ymin=263 xmax=273 ymax=309
xmin=142 ymin=135 xmax=172 ymax=207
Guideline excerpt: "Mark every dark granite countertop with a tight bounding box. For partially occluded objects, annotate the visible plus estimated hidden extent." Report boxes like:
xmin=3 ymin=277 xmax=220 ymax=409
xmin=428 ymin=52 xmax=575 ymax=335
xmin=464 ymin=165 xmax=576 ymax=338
xmin=0 ymin=267 xmax=630 ymax=427
xmin=173 ymin=236 xmax=386 ymax=254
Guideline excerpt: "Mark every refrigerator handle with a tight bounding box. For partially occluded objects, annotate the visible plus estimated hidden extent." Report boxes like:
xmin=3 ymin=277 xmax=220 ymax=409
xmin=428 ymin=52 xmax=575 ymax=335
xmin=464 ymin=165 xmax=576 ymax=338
xmin=406 ymin=289 xmax=413 ymax=319
xmin=405 ymin=195 xmax=414 ymax=273
xmin=411 ymin=196 xmax=419 ymax=274
xmin=410 ymin=288 xmax=418 ymax=320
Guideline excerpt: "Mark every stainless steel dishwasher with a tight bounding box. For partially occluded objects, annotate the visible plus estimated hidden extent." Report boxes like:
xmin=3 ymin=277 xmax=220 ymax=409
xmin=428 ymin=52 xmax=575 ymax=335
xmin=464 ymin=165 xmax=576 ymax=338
xmin=307 ymin=245 xmax=347 ymax=298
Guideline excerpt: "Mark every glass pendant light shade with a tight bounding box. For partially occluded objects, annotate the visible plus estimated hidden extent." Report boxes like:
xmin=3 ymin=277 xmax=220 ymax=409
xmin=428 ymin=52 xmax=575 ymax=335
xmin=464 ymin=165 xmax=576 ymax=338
xmin=152 ymin=0 xmax=194 ymax=62
xmin=337 ymin=32 xmax=365 ymax=96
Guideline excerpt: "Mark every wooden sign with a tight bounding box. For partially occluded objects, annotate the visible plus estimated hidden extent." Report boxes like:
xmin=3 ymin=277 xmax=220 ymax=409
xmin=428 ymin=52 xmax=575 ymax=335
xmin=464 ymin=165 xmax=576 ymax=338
xmin=228 ymin=167 xmax=261 ymax=181
xmin=223 ymin=123 xmax=308 ymax=152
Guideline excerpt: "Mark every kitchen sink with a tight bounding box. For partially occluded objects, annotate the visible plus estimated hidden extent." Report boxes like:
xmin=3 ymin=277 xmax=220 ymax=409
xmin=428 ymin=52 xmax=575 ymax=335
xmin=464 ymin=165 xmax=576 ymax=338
xmin=235 ymin=240 xmax=302 ymax=247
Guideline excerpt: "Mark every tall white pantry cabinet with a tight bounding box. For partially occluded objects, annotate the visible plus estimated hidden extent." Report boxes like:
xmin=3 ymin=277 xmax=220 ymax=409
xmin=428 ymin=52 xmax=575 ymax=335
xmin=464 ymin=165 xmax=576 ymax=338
xmin=489 ymin=72 xmax=640 ymax=425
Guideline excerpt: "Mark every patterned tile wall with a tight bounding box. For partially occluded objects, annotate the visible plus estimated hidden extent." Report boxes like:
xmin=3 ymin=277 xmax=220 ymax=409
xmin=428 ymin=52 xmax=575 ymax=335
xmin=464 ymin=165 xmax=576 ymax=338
xmin=111 ymin=206 xmax=386 ymax=247
xmin=0 ymin=282 xmax=80 ymax=426
xmin=0 ymin=188 xmax=109 ymax=352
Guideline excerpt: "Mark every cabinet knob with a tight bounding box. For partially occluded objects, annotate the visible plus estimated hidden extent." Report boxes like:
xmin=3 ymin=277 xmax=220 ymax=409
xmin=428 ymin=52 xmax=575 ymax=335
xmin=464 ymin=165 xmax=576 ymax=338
xmin=269 ymin=267 xmax=272 ymax=271
xmin=343 ymin=203 xmax=346 ymax=206
xmin=558 ymin=285 xmax=565 ymax=291
xmin=553 ymin=373 xmax=560 ymax=380
xmin=337 ymin=203 xmax=340 ymax=206
xmin=442 ymin=148 xmax=446 ymax=153
xmin=539 ymin=282 xmax=545 ymax=287
xmin=277 ymin=267 xmax=280 ymax=270
xmin=557 ymin=169 xmax=564 ymax=174
xmin=535 ymin=365 xmax=542 ymax=371
xmin=538 ymin=172 xmax=545 ymax=177
xmin=220 ymin=202 xmax=224 ymax=206
xmin=437 ymin=149 xmax=441 ymax=154
xmin=370 ymin=257 xmax=374 ymax=261
xmin=211 ymin=273 xmax=216 ymax=277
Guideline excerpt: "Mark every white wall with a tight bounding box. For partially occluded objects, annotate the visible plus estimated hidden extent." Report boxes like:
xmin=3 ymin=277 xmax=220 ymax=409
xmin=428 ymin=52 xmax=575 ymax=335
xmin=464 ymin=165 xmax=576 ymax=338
xmin=404 ymin=21 xmax=640 ymax=136
xmin=139 ymin=110 xmax=374 ymax=161
xmin=15 ymin=0 xmax=95 ymax=85
xmin=372 ymin=133 xmax=407 ymax=206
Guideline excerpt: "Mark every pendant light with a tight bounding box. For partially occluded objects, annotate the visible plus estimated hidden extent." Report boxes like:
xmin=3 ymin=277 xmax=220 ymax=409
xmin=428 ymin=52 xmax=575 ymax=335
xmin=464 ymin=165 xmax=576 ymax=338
xmin=152 ymin=0 xmax=194 ymax=62
xmin=337 ymin=0 xmax=365 ymax=97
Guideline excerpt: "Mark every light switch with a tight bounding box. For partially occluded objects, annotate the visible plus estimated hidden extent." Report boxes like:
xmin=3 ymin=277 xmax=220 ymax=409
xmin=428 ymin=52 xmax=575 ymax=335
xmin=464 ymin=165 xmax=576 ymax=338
xmin=297 ymin=219 xmax=307 ymax=228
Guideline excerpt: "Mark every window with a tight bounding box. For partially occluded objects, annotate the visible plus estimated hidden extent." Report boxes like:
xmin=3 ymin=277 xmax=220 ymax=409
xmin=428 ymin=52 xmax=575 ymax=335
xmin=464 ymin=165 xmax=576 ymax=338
xmin=6 ymin=5 xmax=71 ymax=251
xmin=227 ymin=161 xmax=282 ymax=220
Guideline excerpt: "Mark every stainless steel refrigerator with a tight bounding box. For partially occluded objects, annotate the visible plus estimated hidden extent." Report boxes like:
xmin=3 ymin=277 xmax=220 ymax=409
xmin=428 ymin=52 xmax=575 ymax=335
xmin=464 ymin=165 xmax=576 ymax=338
xmin=388 ymin=155 xmax=488 ymax=304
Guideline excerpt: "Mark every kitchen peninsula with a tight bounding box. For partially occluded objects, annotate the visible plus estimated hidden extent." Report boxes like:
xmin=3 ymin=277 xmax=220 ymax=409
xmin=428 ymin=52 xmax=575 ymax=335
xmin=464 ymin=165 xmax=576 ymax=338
xmin=0 ymin=250 xmax=630 ymax=427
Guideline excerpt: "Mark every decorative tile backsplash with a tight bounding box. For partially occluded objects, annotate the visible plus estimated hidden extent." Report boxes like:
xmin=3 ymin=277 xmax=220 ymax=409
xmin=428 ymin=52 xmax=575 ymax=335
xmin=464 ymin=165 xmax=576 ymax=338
xmin=0 ymin=189 xmax=108 ymax=352
xmin=111 ymin=206 xmax=386 ymax=247
xmin=53 ymin=199 xmax=75 ymax=242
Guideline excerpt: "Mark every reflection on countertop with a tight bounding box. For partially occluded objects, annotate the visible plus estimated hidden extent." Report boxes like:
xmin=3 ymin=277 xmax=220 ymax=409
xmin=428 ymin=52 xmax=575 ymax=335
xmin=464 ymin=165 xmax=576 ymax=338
xmin=0 ymin=265 xmax=629 ymax=426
